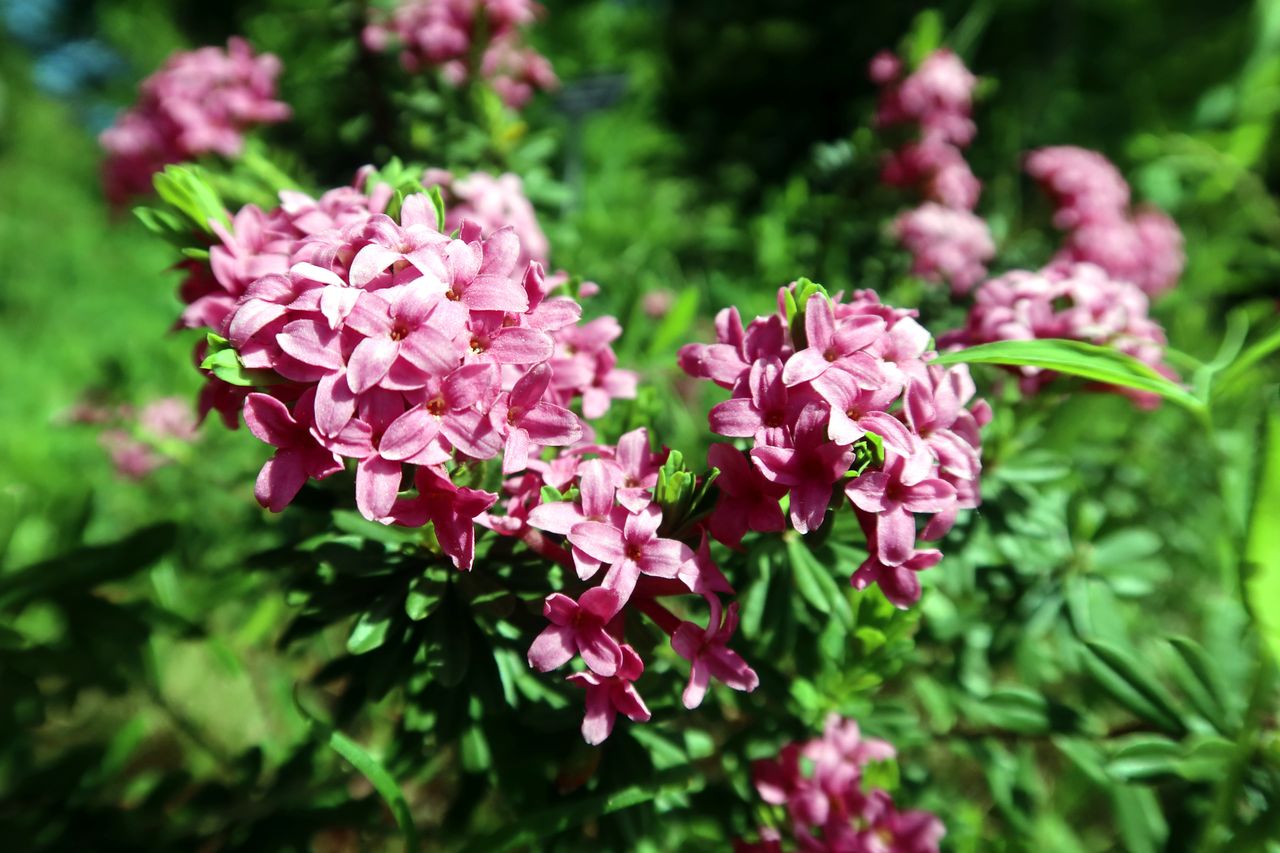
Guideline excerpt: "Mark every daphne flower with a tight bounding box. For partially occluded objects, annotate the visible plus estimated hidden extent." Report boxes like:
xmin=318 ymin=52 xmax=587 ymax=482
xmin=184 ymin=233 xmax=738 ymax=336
xmin=566 ymin=644 xmax=650 ymax=745
xmin=489 ymin=362 xmax=583 ymax=473
xmin=528 ymin=588 xmax=623 ymax=676
xmin=568 ymin=506 xmax=694 ymax=603
xmin=242 ymin=389 xmax=343 ymax=512
xmin=705 ymin=444 xmax=786 ymax=549
xmin=670 ymin=598 xmax=758 ymax=709
xmin=751 ymin=403 xmax=855 ymax=534
xmin=846 ymin=453 xmax=956 ymax=567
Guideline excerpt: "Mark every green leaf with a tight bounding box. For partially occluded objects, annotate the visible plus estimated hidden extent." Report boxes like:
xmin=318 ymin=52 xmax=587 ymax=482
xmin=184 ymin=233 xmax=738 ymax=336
xmin=427 ymin=185 xmax=447 ymax=232
xmin=785 ymin=537 xmax=852 ymax=627
xmin=1246 ymin=409 xmax=1280 ymax=665
xmin=1106 ymin=735 xmax=1183 ymax=781
xmin=1080 ymin=640 xmax=1185 ymax=733
xmin=325 ymin=729 xmax=419 ymax=852
xmin=1112 ymin=785 xmax=1168 ymax=853
xmin=903 ymin=9 xmax=945 ymax=67
xmin=966 ymin=686 xmax=1050 ymax=734
xmin=347 ymin=608 xmax=392 ymax=655
xmin=198 ymin=346 xmax=285 ymax=387
xmin=933 ymin=339 xmax=1204 ymax=411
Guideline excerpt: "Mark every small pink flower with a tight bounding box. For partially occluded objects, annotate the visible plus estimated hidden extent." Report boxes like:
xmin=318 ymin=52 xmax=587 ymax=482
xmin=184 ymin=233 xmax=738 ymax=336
xmin=751 ymin=402 xmax=855 ymax=534
xmin=566 ymin=643 xmax=650 ymax=745
xmin=846 ymin=453 xmax=956 ymax=567
xmin=706 ymin=444 xmax=786 ymax=549
xmin=489 ymin=362 xmax=583 ymax=473
xmin=568 ymin=506 xmax=694 ymax=604
xmin=527 ymin=587 xmax=623 ymax=676
xmin=242 ymin=389 xmax=343 ymax=512
xmin=670 ymin=597 xmax=758 ymax=708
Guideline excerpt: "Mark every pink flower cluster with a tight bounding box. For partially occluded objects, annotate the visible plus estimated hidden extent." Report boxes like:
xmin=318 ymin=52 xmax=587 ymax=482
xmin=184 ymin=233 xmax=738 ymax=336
xmin=100 ymin=38 xmax=290 ymax=205
xmin=69 ymin=397 xmax=200 ymax=480
xmin=1026 ymin=146 xmax=1184 ymax=296
xmin=680 ymin=285 xmax=988 ymax=607
xmin=950 ymin=262 xmax=1175 ymax=404
xmin=871 ymin=49 xmax=994 ymax=294
xmin=736 ymin=715 xmax=945 ymax=853
xmin=363 ymin=0 xmax=557 ymax=109
xmin=423 ymin=169 xmax=549 ymax=267
xmin=491 ymin=428 xmax=758 ymax=743
xmin=175 ymin=176 xmax=636 ymax=573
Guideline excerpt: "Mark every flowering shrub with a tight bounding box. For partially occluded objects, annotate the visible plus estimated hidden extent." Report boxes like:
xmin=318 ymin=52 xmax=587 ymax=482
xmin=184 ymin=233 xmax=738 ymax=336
xmin=99 ymin=37 xmax=289 ymax=204
xmin=363 ymin=0 xmax=558 ymax=108
xmin=736 ymin=715 xmax=944 ymax=853
xmin=21 ymin=4 xmax=1275 ymax=851
xmin=166 ymin=162 xmax=985 ymax=743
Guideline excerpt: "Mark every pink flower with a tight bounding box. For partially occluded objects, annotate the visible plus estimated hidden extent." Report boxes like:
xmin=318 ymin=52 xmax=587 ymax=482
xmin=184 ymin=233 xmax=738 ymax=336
xmin=527 ymin=588 xmax=623 ymax=676
xmin=364 ymin=0 xmax=556 ymax=109
xmin=781 ymin=295 xmax=886 ymax=387
xmin=568 ymin=506 xmax=695 ymax=603
xmin=424 ymin=170 xmax=550 ymax=267
xmin=670 ymin=598 xmax=758 ymax=708
xmin=489 ymin=362 xmax=583 ymax=473
xmin=1026 ymin=145 xmax=1131 ymax=228
xmin=566 ymin=643 xmax=650 ymax=745
xmin=388 ymin=468 xmax=497 ymax=571
xmin=100 ymin=37 xmax=290 ymax=204
xmin=893 ymin=203 xmax=995 ymax=294
xmin=846 ymin=453 xmax=956 ymax=567
xmin=242 ymin=390 xmax=343 ymax=512
xmin=751 ymin=403 xmax=855 ymax=534
xmin=706 ymin=444 xmax=786 ymax=549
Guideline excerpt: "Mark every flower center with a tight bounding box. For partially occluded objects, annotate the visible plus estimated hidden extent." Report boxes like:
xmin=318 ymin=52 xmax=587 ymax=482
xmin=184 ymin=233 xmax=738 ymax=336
xmin=389 ymin=323 xmax=409 ymax=341
xmin=846 ymin=407 xmax=862 ymax=421
xmin=446 ymin=288 xmax=462 ymax=302
xmin=824 ymin=348 xmax=839 ymax=362
xmin=426 ymin=397 xmax=447 ymax=417
xmin=625 ymin=543 xmax=644 ymax=561
xmin=506 ymin=406 xmax=523 ymax=426
xmin=763 ymin=410 xmax=785 ymax=428
xmin=470 ymin=336 xmax=487 ymax=354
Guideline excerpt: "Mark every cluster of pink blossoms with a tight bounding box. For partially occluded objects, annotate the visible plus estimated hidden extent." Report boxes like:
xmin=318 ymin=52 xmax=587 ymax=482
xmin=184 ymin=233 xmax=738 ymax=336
xmin=736 ymin=715 xmax=944 ymax=853
xmin=423 ymin=169 xmax=549 ymax=267
xmin=363 ymin=0 xmax=557 ymax=109
xmin=100 ymin=38 xmax=290 ymax=205
xmin=175 ymin=174 xmax=636 ymax=577
xmin=489 ymin=426 xmax=758 ymax=743
xmin=1026 ymin=146 xmax=1185 ymax=296
xmin=68 ymin=397 xmax=200 ymax=480
xmin=871 ymin=48 xmax=994 ymax=294
xmin=680 ymin=286 xmax=988 ymax=608
xmin=948 ymin=262 xmax=1175 ymax=405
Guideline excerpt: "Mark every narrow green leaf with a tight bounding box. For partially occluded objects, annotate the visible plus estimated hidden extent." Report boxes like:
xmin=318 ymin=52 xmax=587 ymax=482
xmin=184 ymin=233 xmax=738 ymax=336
xmin=1079 ymin=640 xmax=1184 ymax=733
xmin=1085 ymin=639 xmax=1187 ymax=731
xmin=1106 ymin=735 xmax=1183 ymax=781
xmin=1246 ymin=409 xmax=1280 ymax=665
xmin=461 ymin=766 xmax=699 ymax=853
xmin=325 ymin=729 xmax=419 ymax=852
xmin=647 ymin=288 xmax=700 ymax=359
xmin=934 ymin=339 xmax=1204 ymax=411
xmin=428 ymin=185 xmax=447 ymax=232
